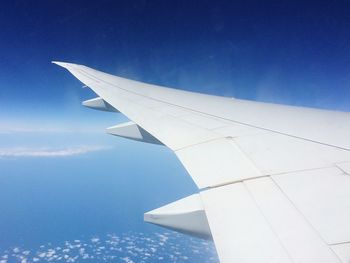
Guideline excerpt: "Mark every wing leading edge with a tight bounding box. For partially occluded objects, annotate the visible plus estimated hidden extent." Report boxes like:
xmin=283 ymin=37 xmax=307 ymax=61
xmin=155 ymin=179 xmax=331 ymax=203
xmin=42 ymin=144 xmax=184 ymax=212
xmin=53 ymin=61 xmax=350 ymax=263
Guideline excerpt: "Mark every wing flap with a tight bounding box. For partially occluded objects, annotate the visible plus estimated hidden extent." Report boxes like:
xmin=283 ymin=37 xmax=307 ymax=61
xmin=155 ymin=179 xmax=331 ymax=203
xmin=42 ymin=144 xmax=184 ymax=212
xmin=201 ymin=177 xmax=341 ymax=263
xmin=175 ymin=137 xmax=262 ymax=189
xmin=200 ymin=182 xmax=293 ymax=263
xmin=272 ymin=167 xmax=350 ymax=244
xmin=331 ymin=243 xmax=350 ymax=263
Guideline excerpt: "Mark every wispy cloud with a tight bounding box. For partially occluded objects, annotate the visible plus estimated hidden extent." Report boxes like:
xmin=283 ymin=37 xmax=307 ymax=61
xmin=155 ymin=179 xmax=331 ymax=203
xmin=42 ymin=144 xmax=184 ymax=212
xmin=0 ymin=146 xmax=109 ymax=158
xmin=0 ymin=126 xmax=103 ymax=134
xmin=0 ymin=118 xmax=119 ymax=134
xmin=0 ymin=127 xmax=74 ymax=134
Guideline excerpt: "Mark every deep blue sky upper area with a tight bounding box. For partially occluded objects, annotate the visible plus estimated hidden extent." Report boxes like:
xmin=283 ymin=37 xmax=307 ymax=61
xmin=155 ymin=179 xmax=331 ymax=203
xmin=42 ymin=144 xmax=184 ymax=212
xmin=1 ymin=0 xmax=350 ymax=117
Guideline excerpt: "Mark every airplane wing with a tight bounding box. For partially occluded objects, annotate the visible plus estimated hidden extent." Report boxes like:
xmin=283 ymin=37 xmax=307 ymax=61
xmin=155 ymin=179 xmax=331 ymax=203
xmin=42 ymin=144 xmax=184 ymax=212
xmin=53 ymin=61 xmax=350 ymax=263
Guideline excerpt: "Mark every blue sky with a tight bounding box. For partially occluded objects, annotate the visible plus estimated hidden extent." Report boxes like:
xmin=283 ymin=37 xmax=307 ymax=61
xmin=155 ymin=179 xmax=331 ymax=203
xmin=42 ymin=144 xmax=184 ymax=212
xmin=1 ymin=0 xmax=350 ymax=115
xmin=1 ymin=0 xmax=350 ymax=262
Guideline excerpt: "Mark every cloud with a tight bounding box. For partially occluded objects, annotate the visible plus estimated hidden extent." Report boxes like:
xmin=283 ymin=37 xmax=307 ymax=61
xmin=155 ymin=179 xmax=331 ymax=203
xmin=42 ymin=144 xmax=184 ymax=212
xmin=0 ymin=146 xmax=109 ymax=158
xmin=0 ymin=110 xmax=127 ymax=135
xmin=0 ymin=118 xmax=114 ymax=134
xmin=0 ymin=126 xmax=102 ymax=134
xmin=0 ymin=232 xmax=218 ymax=263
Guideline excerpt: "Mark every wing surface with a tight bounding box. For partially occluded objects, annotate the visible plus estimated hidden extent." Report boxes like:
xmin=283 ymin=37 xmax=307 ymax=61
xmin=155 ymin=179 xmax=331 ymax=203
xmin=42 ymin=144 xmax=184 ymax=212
xmin=53 ymin=61 xmax=350 ymax=263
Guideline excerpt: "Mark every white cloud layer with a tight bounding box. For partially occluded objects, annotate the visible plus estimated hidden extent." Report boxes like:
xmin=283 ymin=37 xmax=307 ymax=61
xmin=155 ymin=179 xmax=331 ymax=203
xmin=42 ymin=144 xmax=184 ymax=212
xmin=0 ymin=146 xmax=109 ymax=158
xmin=0 ymin=232 xmax=218 ymax=262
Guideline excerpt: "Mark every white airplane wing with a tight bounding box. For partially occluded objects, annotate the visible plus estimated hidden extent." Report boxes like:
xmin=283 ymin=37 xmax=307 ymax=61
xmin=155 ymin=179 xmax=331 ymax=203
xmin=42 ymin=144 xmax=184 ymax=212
xmin=53 ymin=61 xmax=350 ymax=263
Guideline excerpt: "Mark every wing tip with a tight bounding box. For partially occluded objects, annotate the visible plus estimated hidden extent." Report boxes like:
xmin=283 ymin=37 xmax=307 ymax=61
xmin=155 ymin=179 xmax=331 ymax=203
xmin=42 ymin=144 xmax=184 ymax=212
xmin=52 ymin=61 xmax=79 ymax=69
xmin=52 ymin=60 xmax=66 ymax=66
